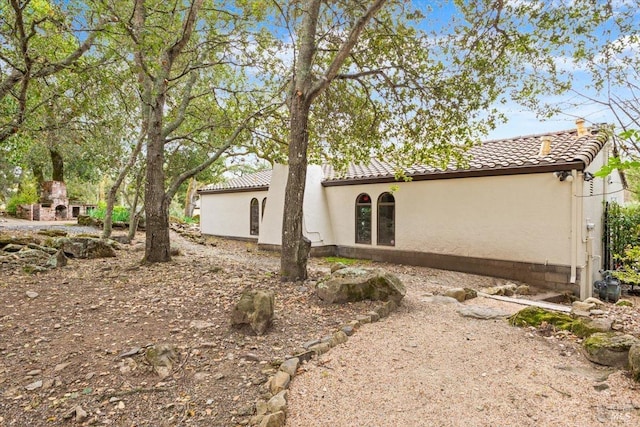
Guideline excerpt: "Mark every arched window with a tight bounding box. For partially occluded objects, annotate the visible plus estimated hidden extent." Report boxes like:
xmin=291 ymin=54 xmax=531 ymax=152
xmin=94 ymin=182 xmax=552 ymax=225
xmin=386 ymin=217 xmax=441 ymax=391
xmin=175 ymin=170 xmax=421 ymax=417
xmin=355 ymin=193 xmax=372 ymax=244
xmin=250 ymin=198 xmax=259 ymax=236
xmin=261 ymin=197 xmax=267 ymax=219
xmin=377 ymin=192 xmax=395 ymax=246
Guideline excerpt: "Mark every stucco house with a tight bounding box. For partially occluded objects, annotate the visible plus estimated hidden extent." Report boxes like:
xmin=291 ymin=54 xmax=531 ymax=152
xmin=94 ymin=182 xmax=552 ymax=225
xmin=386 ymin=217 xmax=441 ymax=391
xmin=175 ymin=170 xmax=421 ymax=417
xmin=198 ymin=122 xmax=625 ymax=299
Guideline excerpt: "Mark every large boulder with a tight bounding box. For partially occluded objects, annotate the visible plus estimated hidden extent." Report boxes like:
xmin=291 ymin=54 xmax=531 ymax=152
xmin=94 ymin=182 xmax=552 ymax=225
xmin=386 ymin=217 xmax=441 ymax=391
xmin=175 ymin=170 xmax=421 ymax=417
xmin=583 ymin=332 xmax=639 ymax=369
xmin=53 ymin=237 xmax=117 ymax=259
xmin=629 ymin=342 xmax=640 ymax=381
xmin=231 ymin=289 xmax=275 ymax=335
xmin=508 ymin=306 xmax=609 ymax=338
xmin=316 ymin=267 xmax=405 ymax=304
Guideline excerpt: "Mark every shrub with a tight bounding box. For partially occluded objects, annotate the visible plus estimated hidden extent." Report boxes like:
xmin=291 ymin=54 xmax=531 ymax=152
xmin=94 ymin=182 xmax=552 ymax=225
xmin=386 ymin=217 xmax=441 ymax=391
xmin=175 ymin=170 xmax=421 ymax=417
xmin=6 ymin=183 xmax=38 ymax=215
xmin=89 ymin=202 xmax=130 ymax=223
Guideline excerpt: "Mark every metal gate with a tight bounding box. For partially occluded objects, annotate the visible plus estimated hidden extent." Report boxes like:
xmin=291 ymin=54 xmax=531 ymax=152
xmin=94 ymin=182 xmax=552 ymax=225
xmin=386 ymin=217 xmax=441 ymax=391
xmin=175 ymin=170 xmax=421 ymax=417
xmin=603 ymin=201 xmax=612 ymax=270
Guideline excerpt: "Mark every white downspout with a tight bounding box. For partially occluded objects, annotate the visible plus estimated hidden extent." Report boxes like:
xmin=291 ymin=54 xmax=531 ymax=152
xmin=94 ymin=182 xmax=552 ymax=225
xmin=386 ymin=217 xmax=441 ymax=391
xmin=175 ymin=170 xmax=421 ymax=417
xmin=570 ymin=170 xmax=578 ymax=286
xmin=584 ymin=220 xmax=595 ymax=299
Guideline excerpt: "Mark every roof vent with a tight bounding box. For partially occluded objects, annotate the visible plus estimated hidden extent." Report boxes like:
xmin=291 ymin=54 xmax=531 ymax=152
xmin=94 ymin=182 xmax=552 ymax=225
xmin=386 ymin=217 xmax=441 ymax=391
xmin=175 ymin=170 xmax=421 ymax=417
xmin=539 ymin=135 xmax=552 ymax=156
xmin=576 ymin=118 xmax=588 ymax=137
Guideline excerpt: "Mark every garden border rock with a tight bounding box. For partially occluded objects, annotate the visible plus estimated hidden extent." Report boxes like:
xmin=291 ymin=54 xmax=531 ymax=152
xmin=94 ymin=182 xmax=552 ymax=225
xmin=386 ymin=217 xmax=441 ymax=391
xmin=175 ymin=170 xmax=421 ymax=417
xmin=249 ymin=299 xmax=400 ymax=427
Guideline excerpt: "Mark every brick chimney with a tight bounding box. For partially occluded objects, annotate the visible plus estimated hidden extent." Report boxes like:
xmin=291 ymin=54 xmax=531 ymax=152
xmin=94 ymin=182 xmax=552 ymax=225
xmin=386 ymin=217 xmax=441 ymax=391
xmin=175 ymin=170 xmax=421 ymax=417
xmin=539 ymin=135 xmax=552 ymax=156
xmin=576 ymin=118 xmax=588 ymax=137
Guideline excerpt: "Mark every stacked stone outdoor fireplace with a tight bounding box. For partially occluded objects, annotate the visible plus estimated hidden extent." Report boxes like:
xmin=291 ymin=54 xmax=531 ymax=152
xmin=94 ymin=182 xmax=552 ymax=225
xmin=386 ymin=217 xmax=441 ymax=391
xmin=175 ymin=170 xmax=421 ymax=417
xmin=17 ymin=181 xmax=95 ymax=221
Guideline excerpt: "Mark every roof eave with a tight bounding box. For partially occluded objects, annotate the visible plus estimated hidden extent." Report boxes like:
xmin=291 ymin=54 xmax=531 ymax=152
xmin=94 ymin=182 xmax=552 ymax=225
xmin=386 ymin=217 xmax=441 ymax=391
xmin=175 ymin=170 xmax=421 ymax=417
xmin=197 ymin=185 xmax=270 ymax=195
xmin=321 ymin=161 xmax=586 ymax=187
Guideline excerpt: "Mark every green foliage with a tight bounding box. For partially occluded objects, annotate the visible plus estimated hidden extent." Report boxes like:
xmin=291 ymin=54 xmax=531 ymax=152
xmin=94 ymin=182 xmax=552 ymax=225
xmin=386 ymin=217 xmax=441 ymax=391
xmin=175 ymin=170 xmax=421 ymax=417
xmin=6 ymin=181 xmax=38 ymax=215
xmin=612 ymin=246 xmax=640 ymax=285
xmin=606 ymin=201 xmax=640 ymax=284
xmin=89 ymin=202 xmax=130 ymax=223
xmin=606 ymin=202 xmax=640 ymax=262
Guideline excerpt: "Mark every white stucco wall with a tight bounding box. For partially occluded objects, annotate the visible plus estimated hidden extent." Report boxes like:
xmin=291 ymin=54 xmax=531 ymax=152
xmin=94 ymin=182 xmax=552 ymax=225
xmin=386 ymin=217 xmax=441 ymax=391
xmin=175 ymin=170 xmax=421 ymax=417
xmin=200 ymin=190 xmax=268 ymax=239
xmin=258 ymin=164 xmax=335 ymax=247
xmin=324 ymin=172 xmax=574 ymax=266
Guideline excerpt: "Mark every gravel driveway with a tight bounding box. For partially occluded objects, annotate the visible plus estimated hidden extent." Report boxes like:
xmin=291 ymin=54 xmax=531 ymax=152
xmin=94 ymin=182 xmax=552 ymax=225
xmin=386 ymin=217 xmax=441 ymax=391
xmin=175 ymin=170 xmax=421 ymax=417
xmin=0 ymin=217 xmax=101 ymax=235
xmin=286 ymin=270 xmax=640 ymax=427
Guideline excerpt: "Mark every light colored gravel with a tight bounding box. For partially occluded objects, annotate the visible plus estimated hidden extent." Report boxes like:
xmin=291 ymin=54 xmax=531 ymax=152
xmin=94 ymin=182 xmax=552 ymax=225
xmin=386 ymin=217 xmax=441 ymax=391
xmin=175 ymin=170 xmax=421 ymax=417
xmin=286 ymin=269 xmax=640 ymax=427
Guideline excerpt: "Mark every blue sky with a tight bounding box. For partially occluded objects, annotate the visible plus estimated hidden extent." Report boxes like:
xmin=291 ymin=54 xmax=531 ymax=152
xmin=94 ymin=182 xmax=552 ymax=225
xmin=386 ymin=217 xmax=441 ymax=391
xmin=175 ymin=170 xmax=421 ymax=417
xmin=57 ymin=0 xmax=636 ymax=141
xmin=411 ymin=0 xmax=639 ymax=140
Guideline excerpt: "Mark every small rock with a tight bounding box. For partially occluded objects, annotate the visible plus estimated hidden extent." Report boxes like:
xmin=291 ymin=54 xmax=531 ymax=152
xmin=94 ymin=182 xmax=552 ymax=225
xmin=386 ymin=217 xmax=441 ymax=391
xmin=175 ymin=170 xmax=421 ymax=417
xmin=75 ymin=406 xmax=88 ymax=422
xmin=117 ymin=401 xmax=125 ymax=410
xmin=26 ymin=291 xmax=39 ymax=299
xmin=26 ymin=369 xmax=42 ymax=376
xmin=341 ymin=325 xmax=355 ymax=336
xmin=189 ymin=320 xmax=215 ymax=330
xmin=269 ymin=371 xmax=290 ymax=395
xmin=356 ymin=314 xmax=372 ymax=324
xmin=584 ymin=297 xmax=605 ymax=307
xmin=616 ymin=299 xmax=634 ymax=307
xmin=330 ymin=262 xmax=347 ymax=273
xmin=464 ymin=288 xmax=478 ymax=300
xmin=118 ymin=347 xmax=142 ymax=358
xmin=444 ymin=288 xmax=467 ymax=302
xmin=593 ymin=383 xmax=610 ymax=391
xmin=267 ymin=390 xmax=288 ymax=413
xmin=309 ymin=342 xmax=331 ymax=355
xmin=571 ymin=301 xmax=596 ymax=313
xmin=25 ymin=380 xmax=43 ymax=391
xmin=279 ymin=358 xmax=299 ymax=378
xmin=302 ymin=339 xmax=320 ymax=349
xmin=243 ymin=353 xmax=260 ymax=362
xmin=332 ymin=330 xmax=348 ymax=346
xmin=457 ymin=305 xmax=511 ymax=320
xmin=54 ymin=362 xmax=71 ymax=372
xmin=260 ymin=411 xmax=285 ymax=427
xmin=515 ymin=285 xmax=530 ymax=295
xmin=423 ymin=295 xmax=460 ymax=305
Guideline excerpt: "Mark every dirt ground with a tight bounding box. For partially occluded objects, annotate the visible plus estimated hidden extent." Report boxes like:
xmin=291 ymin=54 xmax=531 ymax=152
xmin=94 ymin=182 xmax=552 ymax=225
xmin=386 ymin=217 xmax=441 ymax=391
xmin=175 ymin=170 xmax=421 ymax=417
xmin=0 ymin=222 xmax=383 ymax=427
xmin=1 ymin=220 xmax=639 ymax=426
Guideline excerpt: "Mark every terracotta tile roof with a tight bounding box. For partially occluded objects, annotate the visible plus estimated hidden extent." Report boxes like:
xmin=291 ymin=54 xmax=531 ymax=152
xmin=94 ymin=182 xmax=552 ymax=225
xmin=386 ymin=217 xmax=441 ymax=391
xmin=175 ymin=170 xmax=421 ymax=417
xmin=322 ymin=127 xmax=606 ymax=183
xmin=199 ymin=127 xmax=607 ymax=191
xmin=199 ymin=170 xmax=271 ymax=193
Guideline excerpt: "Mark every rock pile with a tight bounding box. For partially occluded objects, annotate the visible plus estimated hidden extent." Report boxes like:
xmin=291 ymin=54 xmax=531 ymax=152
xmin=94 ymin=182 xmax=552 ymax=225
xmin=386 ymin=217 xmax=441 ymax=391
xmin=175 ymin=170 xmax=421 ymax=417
xmin=250 ymin=299 xmax=400 ymax=427
xmin=509 ymin=298 xmax=640 ymax=380
xmin=0 ymin=233 xmax=119 ymax=273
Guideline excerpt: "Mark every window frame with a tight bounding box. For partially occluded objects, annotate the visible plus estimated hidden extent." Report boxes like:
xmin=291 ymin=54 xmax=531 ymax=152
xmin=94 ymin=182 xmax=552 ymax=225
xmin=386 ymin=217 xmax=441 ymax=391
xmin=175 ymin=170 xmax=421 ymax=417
xmin=377 ymin=192 xmax=395 ymax=246
xmin=250 ymin=198 xmax=260 ymax=236
xmin=355 ymin=193 xmax=372 ymax=244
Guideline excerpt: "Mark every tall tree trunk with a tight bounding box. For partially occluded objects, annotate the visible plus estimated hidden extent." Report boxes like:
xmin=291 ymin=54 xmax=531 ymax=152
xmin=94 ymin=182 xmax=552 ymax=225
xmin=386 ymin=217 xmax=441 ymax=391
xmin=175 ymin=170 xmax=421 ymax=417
xmin=50 ymin=148 xmax=64 ymax=182
xmin=144 ymin=92 xmax=171 ymax=262
xmin=280 ymin=97 xmax=312 ymax=281
xmin=127 ymin=167 xmax=144 ymax=242
xmin=102 ymin=138 xmax=144 ymax=239
xmin=32 ymin=164 xmax=44 ymax=188
xmin=184 ymin=177 xmax=197 ymax=217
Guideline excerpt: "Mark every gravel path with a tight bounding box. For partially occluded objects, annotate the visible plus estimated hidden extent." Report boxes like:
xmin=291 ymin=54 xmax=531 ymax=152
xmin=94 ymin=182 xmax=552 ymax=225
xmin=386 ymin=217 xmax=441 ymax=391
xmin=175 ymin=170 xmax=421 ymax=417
xmin=0 ymin=217 xmax=99 ymax=235
xmin=286 ymin=274 xmax=640 ymax=427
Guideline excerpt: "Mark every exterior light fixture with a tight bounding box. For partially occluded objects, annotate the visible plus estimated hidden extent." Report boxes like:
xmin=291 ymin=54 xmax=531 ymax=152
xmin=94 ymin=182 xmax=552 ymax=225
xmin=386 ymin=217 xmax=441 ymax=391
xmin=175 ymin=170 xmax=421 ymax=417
xmin=584 ymin=172 xmax=595 ymax=181
xmin=554 ymin=171 xmax=573 ymax=182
